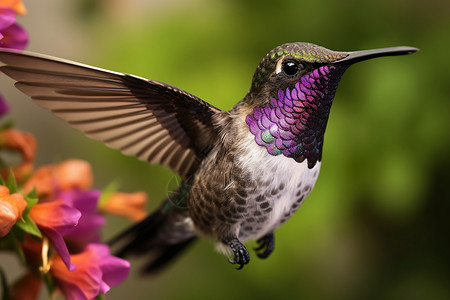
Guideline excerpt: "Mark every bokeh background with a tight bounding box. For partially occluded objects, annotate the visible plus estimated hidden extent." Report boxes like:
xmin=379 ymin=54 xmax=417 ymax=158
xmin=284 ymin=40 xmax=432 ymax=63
xmin=1 ymin=0 xmax=450 ymax=299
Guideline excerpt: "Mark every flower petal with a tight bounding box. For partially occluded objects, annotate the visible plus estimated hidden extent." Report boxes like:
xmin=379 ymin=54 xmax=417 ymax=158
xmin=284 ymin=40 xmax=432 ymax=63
xmin=0 ymin=9 xmax=15 ymax=30
xmin=51 ymin=250 xmax=102 ymax=300
xmin=30 ymin=200 xmax=80 ymax=233
xmin=23 ymin=159 xmax=94 ymax=199
xmin=43 ymin=227 xmax=77 ymax=271
xmin=22 ymin=165 xmax=53 ymax=198
xmin=87 ymin=244 xmax=130 ymax=294
xmin=0 ymin=185 xmax=27 ymax=237
xmin=99 ymin=254 xmax=130 ymax=292
xmin=0 ymin=22 xmax=28 ymax=50
xmin=29 ymin=200 xmax=81 ymax=270
xmin=54 ymin=159 xmax=93 ymax=191
xmin=60 ymin=189 xmax=104 ymax=249
xmin=51 ymin=243 xmax=129 ymax=300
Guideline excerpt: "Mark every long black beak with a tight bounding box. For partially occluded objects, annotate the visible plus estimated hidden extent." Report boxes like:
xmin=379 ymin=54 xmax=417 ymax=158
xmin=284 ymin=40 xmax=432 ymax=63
xmin=333 ymin=46 xmax=419 ymax=66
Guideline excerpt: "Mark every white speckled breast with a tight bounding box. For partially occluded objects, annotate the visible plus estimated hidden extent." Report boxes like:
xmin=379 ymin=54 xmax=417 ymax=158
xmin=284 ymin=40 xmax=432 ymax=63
xmin=235 ymin=131 xmax=321 ymax=242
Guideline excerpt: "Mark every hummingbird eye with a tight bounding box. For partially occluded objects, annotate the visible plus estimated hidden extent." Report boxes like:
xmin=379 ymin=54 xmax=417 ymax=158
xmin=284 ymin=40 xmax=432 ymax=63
xmin=281 ymin=60 xmax=300 ymax=77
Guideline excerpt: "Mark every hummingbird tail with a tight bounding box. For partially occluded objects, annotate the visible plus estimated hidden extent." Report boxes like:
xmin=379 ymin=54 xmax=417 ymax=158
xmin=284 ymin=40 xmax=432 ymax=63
xmin=109 ymin=204 xmax=197 ymax=274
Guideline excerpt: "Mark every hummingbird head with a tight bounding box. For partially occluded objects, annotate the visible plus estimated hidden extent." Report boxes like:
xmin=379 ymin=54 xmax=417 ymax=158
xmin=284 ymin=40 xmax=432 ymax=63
xmin=248 ymin=42 xmax=348 ymax=98
xmin=244 ymin=42 xmax=418 ymax=168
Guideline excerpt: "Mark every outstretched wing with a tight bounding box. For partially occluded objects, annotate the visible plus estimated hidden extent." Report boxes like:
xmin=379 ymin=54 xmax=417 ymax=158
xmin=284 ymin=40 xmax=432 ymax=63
xmin=0 ymin=49 xmax=222 ymax=178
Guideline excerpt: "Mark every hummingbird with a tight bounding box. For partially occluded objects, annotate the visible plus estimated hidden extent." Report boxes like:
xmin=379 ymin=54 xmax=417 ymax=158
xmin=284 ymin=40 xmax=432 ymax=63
xmin=0 ymin=42 xmax=418 ymax=272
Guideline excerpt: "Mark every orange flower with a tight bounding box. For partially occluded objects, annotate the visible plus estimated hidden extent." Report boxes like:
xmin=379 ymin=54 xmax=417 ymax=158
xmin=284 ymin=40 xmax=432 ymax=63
xmin=22 ymin=165 xmax=53 ymax=198
xmin=53 ymin=159 xmax=93 ymax=192
xmin=0 ymin=129 xmax=36 ymax=181
xmin=23 ymin=159 xmax=93 ymax=199
xmin=100 ymin=191 xmax=147 ymax=221
xmin=0 ymin=185 xmax=27 ymax=237
xmin=0 ymin=0 xmax=27 ymax=15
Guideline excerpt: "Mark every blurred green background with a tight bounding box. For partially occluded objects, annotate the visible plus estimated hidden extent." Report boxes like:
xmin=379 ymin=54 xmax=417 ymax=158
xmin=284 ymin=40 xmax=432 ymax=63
xmin=2 ymin=0 xmax=450 ymax=299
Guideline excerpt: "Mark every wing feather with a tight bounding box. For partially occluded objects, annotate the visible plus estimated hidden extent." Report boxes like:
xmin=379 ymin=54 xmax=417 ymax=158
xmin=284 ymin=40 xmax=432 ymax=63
xmin=0 ymin=49 xmax=222 ymax=177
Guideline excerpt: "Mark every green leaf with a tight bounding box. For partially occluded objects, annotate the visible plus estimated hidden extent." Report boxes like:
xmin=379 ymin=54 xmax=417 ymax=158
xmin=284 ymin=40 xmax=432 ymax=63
xmin=15 ymin=215 xmax=41 ymax=238
xmin=0 ymin=267 xmax=10 ymax=300
xmin=12 ymin=191 xmax=41 ymax=238
xmin=26 ymin=187 xmax=37 ymax=199
xmin=6 ymin=171 xmax=17 ymax=193
xmin=15 ymin=195 xmax=41 ymax=238
xmin=22 ymin=194 xmax=38 ymax=217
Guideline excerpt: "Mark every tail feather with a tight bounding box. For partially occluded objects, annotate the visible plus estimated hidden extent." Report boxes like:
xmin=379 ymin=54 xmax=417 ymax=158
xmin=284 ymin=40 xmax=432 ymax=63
xmin=109 ymin=205 xmax=196 ymax=274
xmin=108 ymin=210 xmax=162 ymax=254
xmin=142 ymin=237 xmax=196 ymax=273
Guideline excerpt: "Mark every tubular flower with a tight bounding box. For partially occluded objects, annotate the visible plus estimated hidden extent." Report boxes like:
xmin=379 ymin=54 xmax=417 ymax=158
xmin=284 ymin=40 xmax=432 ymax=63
xmin=53 ymin=159 xmax=93 ymax=192
xmin=51 ymin=243 xmax=130 ymax=300
xmin=0 ymin=129 xmax=37 ymax=181
xmin=23 ymin=159 xmax=93 ymax=199
xmin=22 ymin=165 xmax=53 ymax=199
xmin=29 ymin=200 xmax=81 ymax=271
xmin=100 ymin=191 xmax=147 ymax=221
xmin=0 ymin=185 xmax=27 ymax=237
xmin=0 ymin=8 xmax=27 ymax=50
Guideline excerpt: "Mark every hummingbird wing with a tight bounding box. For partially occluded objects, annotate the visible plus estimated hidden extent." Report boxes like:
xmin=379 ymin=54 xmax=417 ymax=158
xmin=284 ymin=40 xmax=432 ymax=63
xmin=0 ymin=49 xmax=222 ymax=178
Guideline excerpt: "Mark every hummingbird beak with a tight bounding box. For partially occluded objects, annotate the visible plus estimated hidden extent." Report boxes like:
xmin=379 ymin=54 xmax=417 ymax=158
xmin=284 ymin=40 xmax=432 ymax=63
xmin=332 ymin=46 xmax=419 ymax=66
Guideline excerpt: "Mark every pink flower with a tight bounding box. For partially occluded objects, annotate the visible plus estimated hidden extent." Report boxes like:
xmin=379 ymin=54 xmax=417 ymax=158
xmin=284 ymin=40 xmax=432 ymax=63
xmin=61 ymin=189 xmax=105 ymax=252
xmin=51 ymin=243 xmax=130 ymax=300
xmin=29 ymin=200 xmax=81 ymax=271
xmin=0 ymin=8 xmax=28 ymax=50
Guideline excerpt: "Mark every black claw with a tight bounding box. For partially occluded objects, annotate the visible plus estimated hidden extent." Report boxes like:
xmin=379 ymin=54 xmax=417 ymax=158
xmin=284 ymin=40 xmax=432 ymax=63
xmin=224 ymin=236 xmax=250 ymax=270
xmin=254 ymin=232 xmax=275 ymax=259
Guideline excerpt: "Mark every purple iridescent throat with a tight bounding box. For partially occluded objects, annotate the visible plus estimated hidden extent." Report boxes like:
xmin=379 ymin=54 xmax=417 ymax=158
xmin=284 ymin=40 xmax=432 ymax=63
xmin=245 ymin=65 xmax=347 ymax=168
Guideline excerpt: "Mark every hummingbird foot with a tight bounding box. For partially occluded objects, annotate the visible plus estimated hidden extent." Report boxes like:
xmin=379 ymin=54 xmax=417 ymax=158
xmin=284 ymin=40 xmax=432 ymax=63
xmin=225 ymin=236 xmax=250 ymax=270
xmin=254 ymin=232 xmax=275 ymax=259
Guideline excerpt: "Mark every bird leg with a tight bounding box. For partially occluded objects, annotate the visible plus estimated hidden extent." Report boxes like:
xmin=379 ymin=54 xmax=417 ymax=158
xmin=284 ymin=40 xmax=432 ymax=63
xmin=224 ymin=236 xmax=250 ymax=270
xmin=254 ymin=232 xmax=275 ymax=259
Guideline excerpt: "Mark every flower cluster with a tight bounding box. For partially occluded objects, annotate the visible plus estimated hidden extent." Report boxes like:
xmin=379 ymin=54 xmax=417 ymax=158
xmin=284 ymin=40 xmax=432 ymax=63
xmin=0 ymin=158 xmax=146 ymax=299
xmin=0 ymin=2 xmax=148 ymax=299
